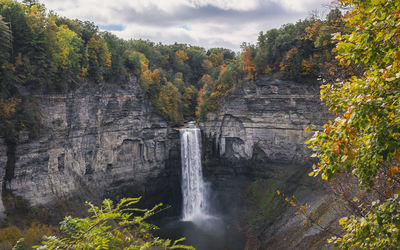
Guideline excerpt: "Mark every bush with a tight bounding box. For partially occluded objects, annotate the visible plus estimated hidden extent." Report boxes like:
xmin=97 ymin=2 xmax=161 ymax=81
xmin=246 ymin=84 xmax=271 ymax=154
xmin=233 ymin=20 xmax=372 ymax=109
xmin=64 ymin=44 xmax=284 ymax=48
xmin=0 ymin=226 xmax=22 ymax=249
xmin=22 ymin=223 xmax=58 ymax=249
xmin=22 ymin=198 xmax=193 ymax=250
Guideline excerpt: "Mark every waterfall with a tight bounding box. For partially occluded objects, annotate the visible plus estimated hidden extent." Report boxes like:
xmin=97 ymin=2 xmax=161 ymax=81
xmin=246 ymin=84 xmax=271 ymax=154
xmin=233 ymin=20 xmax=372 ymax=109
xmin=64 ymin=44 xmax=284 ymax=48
xmin=180 ymin=122 xmax=209 ymax=221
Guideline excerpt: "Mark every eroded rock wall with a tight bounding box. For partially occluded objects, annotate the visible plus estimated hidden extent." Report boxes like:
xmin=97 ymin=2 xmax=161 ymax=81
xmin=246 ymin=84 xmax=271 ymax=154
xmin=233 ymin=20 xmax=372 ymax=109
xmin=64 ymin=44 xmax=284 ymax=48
xmin=199 ymin=76 xmax=337 ymax=249
xmin=200 ymin=76 xmax=327 ymax=166
xmin=0 ymin=77 xmax=181 ymax=214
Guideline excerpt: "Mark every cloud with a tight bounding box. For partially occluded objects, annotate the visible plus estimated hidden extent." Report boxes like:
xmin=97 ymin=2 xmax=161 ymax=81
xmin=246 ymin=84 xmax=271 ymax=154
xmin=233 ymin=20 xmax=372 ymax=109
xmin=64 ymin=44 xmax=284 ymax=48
xmin=41 ymin=0 xmax=331 ymax=50
xmin=186 ymin=0 xmax=261 ymax=11
xmin=106 ymin=1 xmax=288 ymax=30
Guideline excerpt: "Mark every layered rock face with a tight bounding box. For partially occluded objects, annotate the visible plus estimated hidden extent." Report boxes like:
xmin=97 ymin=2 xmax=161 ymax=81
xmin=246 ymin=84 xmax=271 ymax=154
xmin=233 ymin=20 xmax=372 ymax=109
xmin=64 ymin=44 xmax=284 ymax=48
xmin=0 ymin=77 xmax=181 ymax=216
xmin=200 ymin=76 xmax=327 ymax=166
xmin=199 ymin=76 xmax=337 ymax=249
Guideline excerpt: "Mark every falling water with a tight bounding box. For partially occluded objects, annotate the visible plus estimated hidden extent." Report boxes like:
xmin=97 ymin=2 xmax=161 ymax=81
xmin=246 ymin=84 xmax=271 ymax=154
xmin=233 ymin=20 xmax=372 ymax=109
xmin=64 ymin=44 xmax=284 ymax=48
xmin=154 ymin=122 xmax=245 ymax=249
xmin=180 ymin=122 xmax=209 ymax=221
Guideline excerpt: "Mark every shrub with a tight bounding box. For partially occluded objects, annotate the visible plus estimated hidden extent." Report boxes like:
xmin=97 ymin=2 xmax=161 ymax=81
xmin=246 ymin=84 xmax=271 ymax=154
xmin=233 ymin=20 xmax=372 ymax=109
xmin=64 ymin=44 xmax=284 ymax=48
xmin=0 ymin=226 xmax=22 ymax=249
xmin=20 ymin=198 xmax=193 ymax=250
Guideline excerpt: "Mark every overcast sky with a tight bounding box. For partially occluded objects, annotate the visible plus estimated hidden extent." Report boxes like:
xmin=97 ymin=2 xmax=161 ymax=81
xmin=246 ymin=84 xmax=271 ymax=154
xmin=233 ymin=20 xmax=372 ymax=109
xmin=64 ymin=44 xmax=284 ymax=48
xmin=40 ymin=0 xmax=333 ymax=51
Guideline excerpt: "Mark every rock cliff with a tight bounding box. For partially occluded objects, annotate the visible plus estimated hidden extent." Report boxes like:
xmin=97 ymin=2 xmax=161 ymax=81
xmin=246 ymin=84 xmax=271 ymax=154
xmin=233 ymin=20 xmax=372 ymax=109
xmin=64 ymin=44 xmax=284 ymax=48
xmin=199 ymin=76 xmax=338 ymax=249
xmin=0 ymin=77 xmax=181 ymax=217
xmin=0 ymin=74 xmax=339 ymax=248
xmin=200 ymin=76 xmax=327 ymax=166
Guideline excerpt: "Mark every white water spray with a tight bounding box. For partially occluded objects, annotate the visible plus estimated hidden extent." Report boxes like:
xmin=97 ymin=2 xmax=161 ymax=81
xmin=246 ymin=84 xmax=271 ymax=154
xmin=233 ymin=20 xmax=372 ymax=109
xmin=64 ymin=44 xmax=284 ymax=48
xmin=180 ymin=122 xmax=210 ymax=221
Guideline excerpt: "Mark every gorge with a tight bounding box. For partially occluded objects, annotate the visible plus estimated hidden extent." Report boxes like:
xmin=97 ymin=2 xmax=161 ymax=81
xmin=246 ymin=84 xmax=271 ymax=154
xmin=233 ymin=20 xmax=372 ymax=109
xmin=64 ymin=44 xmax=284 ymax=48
xmin=2 ymin=1 xmax=397 ymax=248
xmin=0 ymin=75 xmax=337 ymax=248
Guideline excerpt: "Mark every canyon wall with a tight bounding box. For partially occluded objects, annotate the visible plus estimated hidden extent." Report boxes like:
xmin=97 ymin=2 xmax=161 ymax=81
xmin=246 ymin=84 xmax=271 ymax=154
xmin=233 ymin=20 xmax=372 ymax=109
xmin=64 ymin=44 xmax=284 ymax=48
xmin=199 ymin=76 xmax=338 ymax=249
xmin=0 ymin=74 xmax=339 ymax=248
xmin=0 ymin=77 xmax=181 ymax=217
xmin=200 ymin=76 xmax=327 ymax=166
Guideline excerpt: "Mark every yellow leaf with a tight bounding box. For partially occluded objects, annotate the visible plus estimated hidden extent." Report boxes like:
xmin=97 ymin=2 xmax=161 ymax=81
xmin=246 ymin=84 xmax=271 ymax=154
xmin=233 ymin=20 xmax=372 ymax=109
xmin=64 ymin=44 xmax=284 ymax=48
xmin=388 ymin=166 xmax=399 ymax=178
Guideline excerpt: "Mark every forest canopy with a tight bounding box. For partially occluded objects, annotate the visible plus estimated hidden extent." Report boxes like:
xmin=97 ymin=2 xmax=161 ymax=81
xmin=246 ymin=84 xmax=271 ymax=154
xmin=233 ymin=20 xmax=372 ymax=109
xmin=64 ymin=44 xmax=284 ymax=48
xmin=0 ymin=0 xmax=345 ymax=144
xmin=0 ymin=0 xmax=240 ymax=129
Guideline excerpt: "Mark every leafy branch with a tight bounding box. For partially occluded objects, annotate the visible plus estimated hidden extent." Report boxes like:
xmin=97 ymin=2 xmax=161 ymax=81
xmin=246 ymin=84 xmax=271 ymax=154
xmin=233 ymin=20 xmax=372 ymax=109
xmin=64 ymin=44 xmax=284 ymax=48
xmin=17 ymin=197 xmax=195 ymax=250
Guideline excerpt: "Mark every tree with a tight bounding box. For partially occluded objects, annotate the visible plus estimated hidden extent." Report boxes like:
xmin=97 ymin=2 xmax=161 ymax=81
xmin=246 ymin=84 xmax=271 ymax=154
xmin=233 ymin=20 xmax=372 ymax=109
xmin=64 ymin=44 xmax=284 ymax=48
xmin=182 ymin=85 xmax=197 ymax=118
xmin=0 ymin=15 xmax=11 ymax=64
xmin=0 ymin=14 xmax=13 ymax=96
xmin=132 ymin=39 xmax=153 ymax=60
xmin=155 ymin=82 xmax=182 ymax=124
xmin=208 ymin=53 xmax=224 ymax=67
xmin=20 ymin=3 xmax=60 ymax=91
xmin=241 ymin=46 xmax=256 ymax=80
xmin=195 ymin=87 xmax=212 ymax=120
xmin=280 ymin=47 xmax=302 ymax=79
xmin=0 ymin=0 xmax=32 ymax=58
xmin=185 ymin=46 xmax=207 ymax=83
xmin=175 ymin=50 xmax=188 ymax=65
xmin=198 ymin=74 xmax=215 ymax=92
xmin=20 ymin=198 xmax=193 ymax=249
xmin=122 ymin=50 xmax=141 ymax=76
xmin=103 ymin=31 xmax=130 ymax=82
xmin=51 ymin=24 xmax=82 ymax=72
xmin=307 ymin=0 xmax=400 ymax=248
xmin=140 ymin=68 xmax=161 ymax=98
xmin=218 ymin=62 xmax=240 ymax=88
xmin=87 ymin=35 xmax=111 ymax=82
xmin=173 ymin=72 xmax=184 ymax=91
xmin=207 ymin=47 xmax=235 ymax=60
xmin=330 ymin=196 xmax=400 ymax=249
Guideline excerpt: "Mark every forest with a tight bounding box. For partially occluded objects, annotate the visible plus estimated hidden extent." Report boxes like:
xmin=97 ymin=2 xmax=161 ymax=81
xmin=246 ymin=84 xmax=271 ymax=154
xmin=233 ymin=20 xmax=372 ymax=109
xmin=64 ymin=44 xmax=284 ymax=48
xmin=2 ymin=0 xmax=400 ymax=249
xmin=0 ymin=0 xmax=348 ymax=144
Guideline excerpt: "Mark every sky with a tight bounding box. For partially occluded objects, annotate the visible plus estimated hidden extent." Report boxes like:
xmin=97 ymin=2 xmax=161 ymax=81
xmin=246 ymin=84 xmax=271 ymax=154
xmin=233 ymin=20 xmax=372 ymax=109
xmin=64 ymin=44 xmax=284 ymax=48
xmin=40 ymin=0 xmax=334 ymax=51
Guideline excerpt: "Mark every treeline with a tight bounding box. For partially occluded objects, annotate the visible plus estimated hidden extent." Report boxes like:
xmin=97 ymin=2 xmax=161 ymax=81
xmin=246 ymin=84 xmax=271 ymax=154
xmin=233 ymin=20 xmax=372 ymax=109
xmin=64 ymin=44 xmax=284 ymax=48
xmin=130 ymin=44 xmax=242 ymax=122
xmin=0 ymin=0 xmax=115 ymax=143
xmin=0 ymin=0 xmax=351 ymax=143
xmin=0 ymin=0 xmax=245 ymax=136
xmin=242 ymin=8 xmax=359 ymax=83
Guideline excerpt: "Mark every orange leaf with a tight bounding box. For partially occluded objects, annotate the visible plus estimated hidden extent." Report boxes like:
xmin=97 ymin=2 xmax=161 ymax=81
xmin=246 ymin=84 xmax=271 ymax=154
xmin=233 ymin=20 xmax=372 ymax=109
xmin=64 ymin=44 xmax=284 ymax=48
xmin=325 ymin=126 xmax=331 ymax=135
xmin=333 ymin=143 xmax=340 ymax=155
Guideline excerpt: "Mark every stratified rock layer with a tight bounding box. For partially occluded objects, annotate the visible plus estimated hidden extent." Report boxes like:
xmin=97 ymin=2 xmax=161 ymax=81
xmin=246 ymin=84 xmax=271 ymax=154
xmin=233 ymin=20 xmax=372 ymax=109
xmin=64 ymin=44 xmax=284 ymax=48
xmin=200 ymin=76 xmax=337 ymax=249
xmin=0 ymin=77 xmax=181 ymax=215
xmin=200 ymin=76 xmax=326 ymax=165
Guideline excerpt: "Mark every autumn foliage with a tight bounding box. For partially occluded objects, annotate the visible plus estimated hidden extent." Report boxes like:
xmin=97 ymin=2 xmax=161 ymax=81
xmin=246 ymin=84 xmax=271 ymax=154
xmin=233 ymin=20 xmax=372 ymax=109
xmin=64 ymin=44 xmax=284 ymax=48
xmin=307 ymin=0 xmax=400 ymax=248
xmin=241 ymin=47 xmax=256 ymax=80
